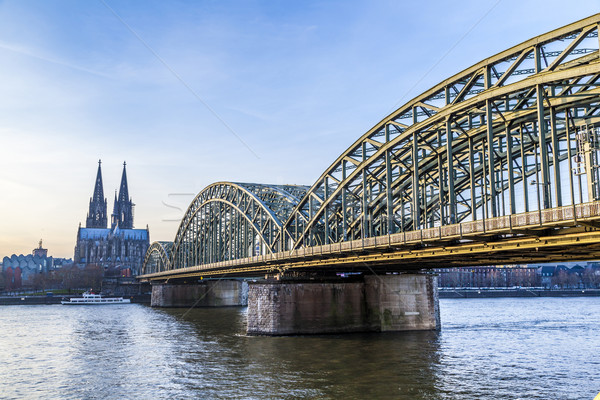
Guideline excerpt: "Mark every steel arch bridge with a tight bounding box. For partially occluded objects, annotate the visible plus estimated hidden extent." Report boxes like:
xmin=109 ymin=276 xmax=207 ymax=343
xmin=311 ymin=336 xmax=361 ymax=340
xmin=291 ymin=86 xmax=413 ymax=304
xmin=141 ymin=14 xmax=600 ymax=280
xmin=142 ymin=241 xmax=173 ymax=275
xmin=155 ymin=182 xmax=309 ymax=274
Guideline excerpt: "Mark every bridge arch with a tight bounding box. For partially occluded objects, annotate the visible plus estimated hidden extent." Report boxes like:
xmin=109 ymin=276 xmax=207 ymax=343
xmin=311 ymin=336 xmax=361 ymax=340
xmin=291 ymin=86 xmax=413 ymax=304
xmin=170 ymin=182 xmax=308 ymax=269
xmin=281 ymin=14 xmax=600 ymax=249
xmin=142 ymin=241 xmax=173 ymax=275
xmin=140 ymin=15 xmax=600 ymax=279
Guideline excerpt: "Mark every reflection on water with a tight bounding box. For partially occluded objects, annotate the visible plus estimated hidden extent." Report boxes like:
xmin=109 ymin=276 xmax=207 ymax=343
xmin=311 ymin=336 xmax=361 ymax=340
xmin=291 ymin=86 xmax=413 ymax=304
xmin=0 ymin=298 xmax=598 ymax=399
xmin=169 ymin=307 xmax=441 ymax=399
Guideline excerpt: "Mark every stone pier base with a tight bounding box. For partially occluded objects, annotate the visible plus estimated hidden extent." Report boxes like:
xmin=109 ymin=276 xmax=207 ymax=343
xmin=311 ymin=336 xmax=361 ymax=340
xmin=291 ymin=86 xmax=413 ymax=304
xmin=364 ymin=274 xmax=440 ymax=332
xmin=151 ymin=280 xmax=248 ymax=307
xmin=246 ymin=274 xmax=439 ymax=335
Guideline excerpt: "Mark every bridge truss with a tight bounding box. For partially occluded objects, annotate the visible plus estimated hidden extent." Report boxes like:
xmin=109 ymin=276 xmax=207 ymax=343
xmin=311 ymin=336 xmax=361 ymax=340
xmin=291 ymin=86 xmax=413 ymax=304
xmin=155 ymin=182 xmax=309 ymax=274
xmin=142 ymin=14 xmax=600 ymax=280
xmin=142 ymin=241 xmax=173 ymax=275
xmin=282 ymin=14 xmax=600 ymax=250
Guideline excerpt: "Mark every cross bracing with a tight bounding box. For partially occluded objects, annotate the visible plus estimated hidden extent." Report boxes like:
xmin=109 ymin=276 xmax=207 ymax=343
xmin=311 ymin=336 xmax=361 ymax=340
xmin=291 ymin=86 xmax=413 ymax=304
xmin=164 ymin=182 xmax=309 ymax=273
xmin=142 ymin=241 xmax=172 ymax=275
xmin=142 ymin=14 xmax=600 ymax=278
xmin=281 ymin=13 xmax=600 ymax=250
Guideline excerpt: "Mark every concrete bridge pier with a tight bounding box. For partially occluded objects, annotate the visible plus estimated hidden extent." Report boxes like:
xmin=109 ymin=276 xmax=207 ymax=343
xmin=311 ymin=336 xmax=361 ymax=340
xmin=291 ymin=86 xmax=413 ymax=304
xmin=151 ymin=280 xmax=248 ymax=307
xmin=246 ymin=273 xmax=439 ymax=335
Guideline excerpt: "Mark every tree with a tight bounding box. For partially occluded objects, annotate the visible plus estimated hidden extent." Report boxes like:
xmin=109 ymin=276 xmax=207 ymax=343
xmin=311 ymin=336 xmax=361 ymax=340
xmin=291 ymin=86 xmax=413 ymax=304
xmin=552 ymin=270 xmax=570 ymax=288
xmin=45 ymin=270 xmax=62 ymax=289
xmin=82 ymin=264 xmax=103 ymax=290
xmin=566 ymin=272 xmax=580 ymax=289
xmin=583 ymin=268 xmax=600 ymax=288
xmin=29 ymin=273 xmax=47 ymax=292
xmin=53 ymin=264 xmax=104 ymax=292
xmin=58 ymin=265 xmax=81 ymax=292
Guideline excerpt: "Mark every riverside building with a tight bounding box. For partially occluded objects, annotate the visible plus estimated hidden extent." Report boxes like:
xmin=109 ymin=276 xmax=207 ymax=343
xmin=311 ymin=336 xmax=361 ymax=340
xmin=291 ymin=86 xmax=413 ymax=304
xmin=2 ymin=240 xmax=72 ymax=290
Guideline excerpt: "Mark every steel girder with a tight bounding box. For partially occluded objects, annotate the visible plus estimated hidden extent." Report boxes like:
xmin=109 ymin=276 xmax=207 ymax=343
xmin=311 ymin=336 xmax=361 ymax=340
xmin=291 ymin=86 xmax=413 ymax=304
xmin=142 ymin=15 xmax=600 ymax=276
xmin=281 ymin=14 xmax=600 ymax=250
xmin=142 ymin=241 xmax=173 ymax=275
xmin=169 ymin=182 xmax=309 ymax=269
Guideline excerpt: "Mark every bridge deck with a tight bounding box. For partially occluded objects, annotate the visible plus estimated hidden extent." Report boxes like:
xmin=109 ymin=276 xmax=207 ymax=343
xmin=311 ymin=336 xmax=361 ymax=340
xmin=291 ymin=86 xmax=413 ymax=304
xmin=139 ymin=201 xmax=600 ymax=281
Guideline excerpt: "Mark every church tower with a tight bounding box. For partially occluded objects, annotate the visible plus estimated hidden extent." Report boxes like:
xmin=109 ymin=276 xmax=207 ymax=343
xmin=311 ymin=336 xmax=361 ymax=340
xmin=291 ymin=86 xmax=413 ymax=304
xmin=111 ymin=162 xmax=134 ymax=229
xmin=77 ymin=160 xmax=148 ymax=275
xmin=85 ymin=160 xmax=108 ymax=228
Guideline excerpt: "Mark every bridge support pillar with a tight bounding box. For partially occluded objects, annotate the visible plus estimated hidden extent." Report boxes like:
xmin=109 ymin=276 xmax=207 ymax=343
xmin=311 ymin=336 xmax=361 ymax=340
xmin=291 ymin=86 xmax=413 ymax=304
xmin=150 ymin=280 xmax=248 ymax=307
xmin=364 ymin=274 xmax=440 ymax=332
xmin=246 ymin=273 xmax=439 ymax=335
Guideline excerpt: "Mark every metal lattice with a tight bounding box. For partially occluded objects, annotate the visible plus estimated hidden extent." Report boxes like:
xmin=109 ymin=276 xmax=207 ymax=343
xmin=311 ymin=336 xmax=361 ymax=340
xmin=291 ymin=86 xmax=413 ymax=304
xmin=281 ymin=14 xmax=600 ymax=250
xmin=168 ymin=182 xmax=309 ymax=269
xmin=142 ymin=241 xmax=173 ymax=274
xmin=143 ymin=15 xmax=600 ymax=276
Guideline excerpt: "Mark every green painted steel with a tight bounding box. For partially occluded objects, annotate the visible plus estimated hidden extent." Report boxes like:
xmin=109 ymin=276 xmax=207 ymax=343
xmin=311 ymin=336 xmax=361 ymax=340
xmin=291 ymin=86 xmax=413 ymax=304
xmin=143 ymin=15 xmax=600 ymax=276
xmin=142 ymin=241 xmax=172 ymax=275
xmin=165 ymin=182 xmax=309 ymax=271
xmin=280 ymin=14 xmax=600 ymax=250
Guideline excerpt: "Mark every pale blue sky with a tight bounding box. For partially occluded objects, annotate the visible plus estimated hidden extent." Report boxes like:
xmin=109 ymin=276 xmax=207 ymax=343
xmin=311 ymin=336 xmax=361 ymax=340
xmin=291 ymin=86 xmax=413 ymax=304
xmin=0 ymin=0 xmax=598 ymax=257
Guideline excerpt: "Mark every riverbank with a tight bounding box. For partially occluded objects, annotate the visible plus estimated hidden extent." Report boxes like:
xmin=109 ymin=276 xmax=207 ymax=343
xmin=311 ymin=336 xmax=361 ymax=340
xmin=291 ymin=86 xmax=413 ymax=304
xmin=0 ymin=294 xmax=151 ymax=305
xmin=439 ymin=288 xmax=600 ymax=298
xmin=2 ymin=290 xmax=596 ymax=304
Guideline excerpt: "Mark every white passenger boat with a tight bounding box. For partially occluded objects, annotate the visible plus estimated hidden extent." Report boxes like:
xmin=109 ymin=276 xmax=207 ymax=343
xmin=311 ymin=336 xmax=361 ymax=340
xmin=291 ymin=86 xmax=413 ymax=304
xmin=61 ymin=292 xmax=131 ymax=305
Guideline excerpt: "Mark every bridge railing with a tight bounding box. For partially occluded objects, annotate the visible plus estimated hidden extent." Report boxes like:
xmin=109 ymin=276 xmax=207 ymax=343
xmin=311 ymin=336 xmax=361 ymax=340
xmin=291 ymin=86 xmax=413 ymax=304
xmin=144 ymin=201 xmax=600 ymax=278
xmin=287 ymin=201 xmax=600 ymax=258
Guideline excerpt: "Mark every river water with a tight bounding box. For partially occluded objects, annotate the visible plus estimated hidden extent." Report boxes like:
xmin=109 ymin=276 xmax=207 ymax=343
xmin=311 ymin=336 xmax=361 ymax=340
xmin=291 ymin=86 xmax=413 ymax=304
xmin=0 ymin=297 xmax=598 ymax=399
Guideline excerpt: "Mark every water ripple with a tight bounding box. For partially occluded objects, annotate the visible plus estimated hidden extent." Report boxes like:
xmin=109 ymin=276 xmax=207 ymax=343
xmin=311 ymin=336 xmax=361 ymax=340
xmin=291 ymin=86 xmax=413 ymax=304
xmin=0 ymin=298 xmax=598 ymax=399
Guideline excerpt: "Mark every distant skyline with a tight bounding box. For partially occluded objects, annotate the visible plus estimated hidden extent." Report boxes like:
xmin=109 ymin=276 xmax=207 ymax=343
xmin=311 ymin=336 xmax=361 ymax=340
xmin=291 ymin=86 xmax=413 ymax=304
xmin=1 ymin=0 xmax=598 ymax=258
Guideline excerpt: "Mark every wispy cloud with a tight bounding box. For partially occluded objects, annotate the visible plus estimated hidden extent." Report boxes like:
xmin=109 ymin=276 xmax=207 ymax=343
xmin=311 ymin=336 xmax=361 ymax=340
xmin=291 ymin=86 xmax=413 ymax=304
xmin=99 ymin=0 xmax=260 ymax=159
xmin=0 ymin=40 xmax=111 ymax=78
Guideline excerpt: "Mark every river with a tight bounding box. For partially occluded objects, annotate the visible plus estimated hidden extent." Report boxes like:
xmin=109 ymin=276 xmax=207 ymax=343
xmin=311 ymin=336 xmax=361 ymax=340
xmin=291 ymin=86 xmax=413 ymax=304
xmin=0 ymin=297 xmax=598 ymax=399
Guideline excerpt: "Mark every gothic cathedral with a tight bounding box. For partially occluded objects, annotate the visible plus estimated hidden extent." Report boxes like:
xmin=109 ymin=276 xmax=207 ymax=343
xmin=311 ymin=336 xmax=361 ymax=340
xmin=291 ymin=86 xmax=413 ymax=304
xmin=74 ymin=160 xmax=150 ymax=276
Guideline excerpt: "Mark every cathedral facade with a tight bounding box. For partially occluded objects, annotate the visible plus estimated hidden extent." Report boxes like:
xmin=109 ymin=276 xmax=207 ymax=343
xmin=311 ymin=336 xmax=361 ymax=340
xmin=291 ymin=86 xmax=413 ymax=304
xmin=74 ymin=161 xmax=149 ymax=276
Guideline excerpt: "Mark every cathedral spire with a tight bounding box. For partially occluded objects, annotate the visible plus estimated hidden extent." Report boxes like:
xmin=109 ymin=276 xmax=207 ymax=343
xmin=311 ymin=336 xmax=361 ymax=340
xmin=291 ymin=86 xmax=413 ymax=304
xmin=112 ymin=161 xmax=134 ymax=229
xmin=86 ymin=159 xmax=108 ymax=228
xmin=111 ymin=190 xmax=119 ymax=229
xmin=118 ymin=161 xmax=129 ymax=205
xmin=92 ymin=159 xmax=104 ymax=203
